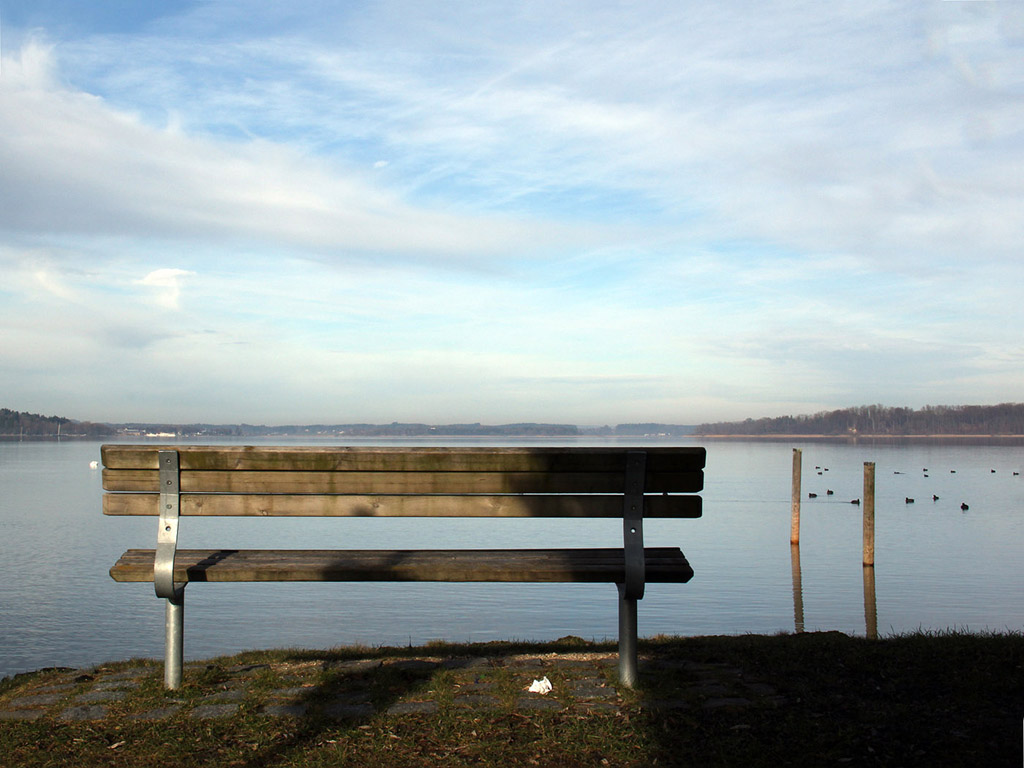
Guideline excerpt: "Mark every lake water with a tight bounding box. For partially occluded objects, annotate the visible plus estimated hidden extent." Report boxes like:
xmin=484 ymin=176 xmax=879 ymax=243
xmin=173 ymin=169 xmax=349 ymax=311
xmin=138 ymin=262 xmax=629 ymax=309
xmin=1 ymin=436 xmax=1021 ymax=679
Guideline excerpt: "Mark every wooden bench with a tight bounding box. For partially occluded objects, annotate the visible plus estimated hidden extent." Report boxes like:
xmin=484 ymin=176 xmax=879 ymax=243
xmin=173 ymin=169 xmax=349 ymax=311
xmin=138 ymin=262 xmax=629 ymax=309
xmin=102 ymin=445 xmax=704 ymax=689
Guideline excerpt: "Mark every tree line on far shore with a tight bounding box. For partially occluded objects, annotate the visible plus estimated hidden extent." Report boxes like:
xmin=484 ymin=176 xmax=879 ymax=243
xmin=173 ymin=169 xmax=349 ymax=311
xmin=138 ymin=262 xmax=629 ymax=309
xmin=0 ymin=408 xmax=115 ymax=437
xmin=6 ymin=403 xmax=1023 ymax=438
xmin=694 ymin=403 xmax=1024 ymax=436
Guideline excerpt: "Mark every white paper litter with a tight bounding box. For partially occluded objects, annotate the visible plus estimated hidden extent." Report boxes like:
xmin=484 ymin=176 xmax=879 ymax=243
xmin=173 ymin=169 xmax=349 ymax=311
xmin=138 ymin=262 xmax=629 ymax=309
xmin=527 ymin=676 xmax=553 ymax=694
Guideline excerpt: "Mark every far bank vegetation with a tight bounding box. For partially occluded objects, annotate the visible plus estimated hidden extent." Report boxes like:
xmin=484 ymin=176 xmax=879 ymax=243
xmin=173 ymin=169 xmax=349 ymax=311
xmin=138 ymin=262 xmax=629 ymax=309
xmin=0 ymin=408 xmax=115 ymax=437
xmin=695 ymin=403 xmax=1024 ymax=437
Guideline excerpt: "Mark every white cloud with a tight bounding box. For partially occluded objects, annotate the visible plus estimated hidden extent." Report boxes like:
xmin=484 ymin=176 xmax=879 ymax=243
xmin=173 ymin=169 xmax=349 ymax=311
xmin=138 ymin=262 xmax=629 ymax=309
xmin=0 ymin=41 xmax=589 ymax=264
xmin=137 ymin=268 xmax=196 ymax=310
xmin=32 ymin=269 xmax=78 ymax=301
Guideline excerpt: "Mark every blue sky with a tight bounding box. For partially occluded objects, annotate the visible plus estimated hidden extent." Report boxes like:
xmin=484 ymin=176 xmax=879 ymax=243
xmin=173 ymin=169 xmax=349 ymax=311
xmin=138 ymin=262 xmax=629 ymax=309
xmin=1 ymin=1 xmax=1021 ymax=425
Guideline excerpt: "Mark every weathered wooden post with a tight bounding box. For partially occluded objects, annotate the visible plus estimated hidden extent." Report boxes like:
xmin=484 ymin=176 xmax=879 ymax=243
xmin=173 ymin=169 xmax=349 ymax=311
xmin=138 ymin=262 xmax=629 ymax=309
xmin=863 ymin=462 xmax=875 ymax=566
xmin=790 ymin=448 xmax=802 ymax=544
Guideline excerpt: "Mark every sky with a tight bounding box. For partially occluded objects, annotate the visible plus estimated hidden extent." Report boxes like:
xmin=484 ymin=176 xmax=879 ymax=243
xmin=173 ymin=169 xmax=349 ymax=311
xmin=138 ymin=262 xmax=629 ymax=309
xmin=1 ymin=1 xmax=1022 ymax=426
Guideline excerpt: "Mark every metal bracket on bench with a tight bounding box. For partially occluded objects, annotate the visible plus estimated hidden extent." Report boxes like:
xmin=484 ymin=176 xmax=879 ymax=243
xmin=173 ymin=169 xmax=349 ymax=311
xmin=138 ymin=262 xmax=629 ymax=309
xmin=156 ymin=449 xmax=185 ymax=689
xmin=155 ymin=450 xmax=183 ymax=601
xmin=622 ymin=450 xmax=646 ymax=601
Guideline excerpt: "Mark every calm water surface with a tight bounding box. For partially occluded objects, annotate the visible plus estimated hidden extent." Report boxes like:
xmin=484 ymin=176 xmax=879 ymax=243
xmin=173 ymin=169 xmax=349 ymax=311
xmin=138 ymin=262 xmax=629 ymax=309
xmin=1 ymin=437 xmax=1021 ymax=678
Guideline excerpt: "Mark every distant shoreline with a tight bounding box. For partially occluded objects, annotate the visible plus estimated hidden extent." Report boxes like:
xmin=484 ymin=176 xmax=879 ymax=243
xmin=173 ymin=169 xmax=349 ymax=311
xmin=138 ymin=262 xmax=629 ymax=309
xmin=695 ymin=433 xmax=1024 ymax=443
xmin=5 ymin=432 xmax=1024 ymax=444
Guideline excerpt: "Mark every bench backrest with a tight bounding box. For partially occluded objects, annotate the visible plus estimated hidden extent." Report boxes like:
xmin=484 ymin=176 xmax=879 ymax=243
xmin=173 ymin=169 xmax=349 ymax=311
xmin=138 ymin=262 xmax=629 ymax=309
xmin=102 ymin=445 xmax=705 ymax=519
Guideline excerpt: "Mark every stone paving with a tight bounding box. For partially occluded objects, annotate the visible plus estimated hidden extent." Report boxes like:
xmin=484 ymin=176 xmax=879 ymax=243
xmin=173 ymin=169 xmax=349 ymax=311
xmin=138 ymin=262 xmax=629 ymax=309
xmin=0 ymin=652 xmax=785 ymax=724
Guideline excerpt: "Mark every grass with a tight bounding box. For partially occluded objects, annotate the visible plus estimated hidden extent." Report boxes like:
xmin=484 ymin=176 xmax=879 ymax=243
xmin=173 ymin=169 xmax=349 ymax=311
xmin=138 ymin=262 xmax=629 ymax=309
xmin=1 ymin=630 xmax=1021 ymax=767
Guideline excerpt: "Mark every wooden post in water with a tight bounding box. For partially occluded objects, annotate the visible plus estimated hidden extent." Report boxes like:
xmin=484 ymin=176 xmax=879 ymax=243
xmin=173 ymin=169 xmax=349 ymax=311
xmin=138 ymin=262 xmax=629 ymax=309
xmin=863 ymin=462 xmax=875 ymax=566
xmin=790 ymin=449 xmax=802 ymax=544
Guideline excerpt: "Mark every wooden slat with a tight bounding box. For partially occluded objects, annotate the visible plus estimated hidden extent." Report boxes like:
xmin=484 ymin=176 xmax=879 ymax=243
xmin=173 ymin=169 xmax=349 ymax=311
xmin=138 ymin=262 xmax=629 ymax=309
xmin=101 ymin=445 xmax=706 ymax=474
xmin=109 ymin=547 xmax=694 ymax=584
xmin=103 ymin=493 xmax=703 ymax=518
xmin=102 ymin=468 xmax=704 ymax=494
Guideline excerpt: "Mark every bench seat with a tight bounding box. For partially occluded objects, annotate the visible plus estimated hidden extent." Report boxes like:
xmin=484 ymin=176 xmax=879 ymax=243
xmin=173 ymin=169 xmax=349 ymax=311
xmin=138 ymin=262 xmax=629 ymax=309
xmin=111 ymin=547 xmax=694 ymax=584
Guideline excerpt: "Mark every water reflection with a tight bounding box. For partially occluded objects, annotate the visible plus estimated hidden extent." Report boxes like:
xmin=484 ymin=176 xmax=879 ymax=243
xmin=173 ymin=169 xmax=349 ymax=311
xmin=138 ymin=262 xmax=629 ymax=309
xmin=790 ymin=545 xmax=878 ymax=639
xmin=863 ymin=566 xmax=877 ymax=640
xmin=790 ymin=544 xmax=804 ymax=633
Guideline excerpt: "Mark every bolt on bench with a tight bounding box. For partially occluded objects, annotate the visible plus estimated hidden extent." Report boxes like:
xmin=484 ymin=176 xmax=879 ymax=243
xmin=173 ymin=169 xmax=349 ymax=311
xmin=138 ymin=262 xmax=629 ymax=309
xmin=103 ymin=445 xmax=704 ymax=689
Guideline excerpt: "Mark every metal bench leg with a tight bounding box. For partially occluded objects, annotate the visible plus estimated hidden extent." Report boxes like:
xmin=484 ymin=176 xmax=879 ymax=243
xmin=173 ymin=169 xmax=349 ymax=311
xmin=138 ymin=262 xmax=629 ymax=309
xmin=164 ymin=591 xmax=184 ymax=689
xmin=617 ymin=583 xmax=638 ymax=688
xmin=618 ymin=451 xmax=645 ymax=689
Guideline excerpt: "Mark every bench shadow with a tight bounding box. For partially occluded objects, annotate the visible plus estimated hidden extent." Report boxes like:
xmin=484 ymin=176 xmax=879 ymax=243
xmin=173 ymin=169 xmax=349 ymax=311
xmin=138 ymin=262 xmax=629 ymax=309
xmin=228 ymin=647 xmax=446 ymax=768
xmin=212 ymin=638 xmax=638 ymax=768
xmin=215 ymin=636 xmax=791 ymax=767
